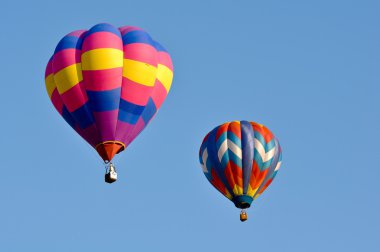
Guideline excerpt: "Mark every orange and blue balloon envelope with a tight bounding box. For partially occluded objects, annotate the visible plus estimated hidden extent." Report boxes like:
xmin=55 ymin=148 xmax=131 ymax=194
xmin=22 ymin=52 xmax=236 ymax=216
xmin=45 ymin=23 xmax=173 ymax=162
xmin=199 ymin=121 xmax=282 ymax=209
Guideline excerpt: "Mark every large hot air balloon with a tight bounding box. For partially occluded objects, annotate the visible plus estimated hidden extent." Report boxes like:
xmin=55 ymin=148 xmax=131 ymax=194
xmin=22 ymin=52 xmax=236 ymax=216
xmin=45 ymin=23 xmax=173 ymax=183
xmin=199 ymin=120 xmax=282 ymax=221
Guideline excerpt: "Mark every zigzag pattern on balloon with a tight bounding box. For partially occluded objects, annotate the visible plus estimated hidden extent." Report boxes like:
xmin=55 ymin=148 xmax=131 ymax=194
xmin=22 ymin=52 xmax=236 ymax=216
xmin=199 ymin=120 xmax=282 ymax=209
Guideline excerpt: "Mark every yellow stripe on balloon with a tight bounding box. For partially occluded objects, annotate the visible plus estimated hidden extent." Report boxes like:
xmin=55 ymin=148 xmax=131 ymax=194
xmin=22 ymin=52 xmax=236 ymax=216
xmin=45 ymin=74 xmax=56 ymax=98
xmin=225 ymin=191 xmax=233 ymax=200
xmin=123 ymin=59 xmax=157 ymax=87
xmin=247 ymin=185 xmax=259 ymax=197
xmin=53 ymin=63 xmax=83 ymax=94
xmin=81 ymin=48 xmax=123 ymax=70
xmin=232 ymin=184 xmax=244 ymax=196
xmin=156 ymin=64 xmax=173 ymax=92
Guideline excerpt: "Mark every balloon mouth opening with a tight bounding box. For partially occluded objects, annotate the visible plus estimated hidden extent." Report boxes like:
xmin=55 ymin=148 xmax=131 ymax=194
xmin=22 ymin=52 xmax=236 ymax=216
xmin=237 ymin=202 xmax=251 ymax=209
xmin=95 ymin=141 xmax=125 ymax=162
xmin=232 ymin=195 xmax=253 ymax=209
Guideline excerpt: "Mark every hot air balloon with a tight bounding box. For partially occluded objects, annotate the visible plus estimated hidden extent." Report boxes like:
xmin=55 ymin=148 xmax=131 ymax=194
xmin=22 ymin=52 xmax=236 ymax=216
xmin=45 ymin=23 xmax=173 ymax=183
xmin=199 ymin=120 xmax=282 ymax=221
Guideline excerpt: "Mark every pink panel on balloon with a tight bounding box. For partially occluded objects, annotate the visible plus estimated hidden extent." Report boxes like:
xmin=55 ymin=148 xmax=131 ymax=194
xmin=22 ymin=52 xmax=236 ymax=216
xmin=51 ymin=89 xmax=64 ymax=114
xmin=82 ymin=32 xmax=122 ymax=52
xmin=60 ymin=82 xmax=88 ymax=112
xmin=45 ymin=60 xmax=53 ymax=78
xmin=150 ymin=80 xmax=168 ymax=109
xmin=157 ymin=51 xmax=173 ymax=71
xmin=52 ymin=49 xmax=81 ymax=73
xmin=82 ymin=68 xmax=123 ymax=91
xmin=123 ymin=43 xmax=158 ymax=66
xmin=121 ymin=77 xmax=153 ymax=106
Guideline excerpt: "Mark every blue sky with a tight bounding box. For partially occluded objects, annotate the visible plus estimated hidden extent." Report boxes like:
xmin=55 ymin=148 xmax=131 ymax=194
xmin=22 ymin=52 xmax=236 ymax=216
xmin=1 ymin=0 xmax=379 ymax=251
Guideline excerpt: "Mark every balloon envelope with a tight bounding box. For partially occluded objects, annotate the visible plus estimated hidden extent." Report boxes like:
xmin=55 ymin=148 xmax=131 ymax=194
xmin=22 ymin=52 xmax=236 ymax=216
xmin=199 ymin=120 xmax=282 ymax=209
xmin=45 ymin=23 xmax=173 ymax=162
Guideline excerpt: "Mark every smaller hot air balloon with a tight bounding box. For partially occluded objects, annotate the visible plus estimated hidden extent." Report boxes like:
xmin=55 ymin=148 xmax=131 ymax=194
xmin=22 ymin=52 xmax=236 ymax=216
xmin=199 ymin=120 xmax=282 ymax=221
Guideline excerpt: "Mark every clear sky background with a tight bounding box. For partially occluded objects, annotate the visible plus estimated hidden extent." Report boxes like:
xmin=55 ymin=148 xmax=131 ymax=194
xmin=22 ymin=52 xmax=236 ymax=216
xmin=1 ymin=0 xmax=379 ymax=251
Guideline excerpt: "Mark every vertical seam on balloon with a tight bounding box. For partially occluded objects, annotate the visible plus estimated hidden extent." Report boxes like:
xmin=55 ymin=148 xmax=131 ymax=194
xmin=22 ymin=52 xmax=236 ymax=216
xmin=241 ymin=121 xmax=254 ymax=195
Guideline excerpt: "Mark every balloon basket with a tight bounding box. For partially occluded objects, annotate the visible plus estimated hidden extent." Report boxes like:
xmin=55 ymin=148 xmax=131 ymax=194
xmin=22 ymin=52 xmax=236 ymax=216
xmin=105 ymin=163 xmax=117 ymax=184
xmin=240 ymin=210 xmax=248 ymax=222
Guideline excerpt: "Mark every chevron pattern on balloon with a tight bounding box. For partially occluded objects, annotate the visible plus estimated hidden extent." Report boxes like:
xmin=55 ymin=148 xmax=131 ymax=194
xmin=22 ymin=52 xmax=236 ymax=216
xmin=199 ymin=120 xmax=282 ymax=209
